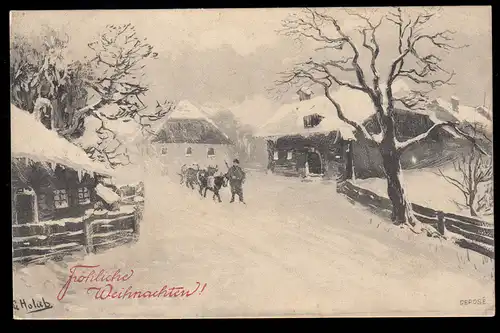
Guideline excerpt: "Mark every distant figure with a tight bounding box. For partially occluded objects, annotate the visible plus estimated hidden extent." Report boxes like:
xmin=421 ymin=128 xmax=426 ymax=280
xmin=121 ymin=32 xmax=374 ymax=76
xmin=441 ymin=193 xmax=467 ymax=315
xmin=183 ymin=164 xmax=200 ymax=190
xmin=197 ymin=165 xmax=228 ymax=203
xmin=226 ymin=159 xmax=246 ymax=204
xmin=206 ymin=165 xmax=218 ymax=189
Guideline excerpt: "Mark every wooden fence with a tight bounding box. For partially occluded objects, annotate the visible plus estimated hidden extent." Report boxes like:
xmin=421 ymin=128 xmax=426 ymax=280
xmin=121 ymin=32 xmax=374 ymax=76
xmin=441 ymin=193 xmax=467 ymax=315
xmin=338 ymin=181 xmax=494 ymax=259
xmin=12 ymin=204 xmax=144 ymax=265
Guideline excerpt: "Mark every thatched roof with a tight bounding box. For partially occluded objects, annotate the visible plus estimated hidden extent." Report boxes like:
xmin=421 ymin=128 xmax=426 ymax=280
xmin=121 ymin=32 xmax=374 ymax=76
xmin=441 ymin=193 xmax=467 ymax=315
xmin=151 ymin=100 xmax=233 ymax=145
xmin=152 ymin=118 xmax=233 ymax=145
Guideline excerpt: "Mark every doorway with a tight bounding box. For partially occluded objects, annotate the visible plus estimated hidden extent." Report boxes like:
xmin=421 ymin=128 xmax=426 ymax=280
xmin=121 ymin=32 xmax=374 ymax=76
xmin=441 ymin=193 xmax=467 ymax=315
xmin=15 ymin=191 xmax=37 ymax=225
xmin=306 ymin=151 xmax=322 ymax=175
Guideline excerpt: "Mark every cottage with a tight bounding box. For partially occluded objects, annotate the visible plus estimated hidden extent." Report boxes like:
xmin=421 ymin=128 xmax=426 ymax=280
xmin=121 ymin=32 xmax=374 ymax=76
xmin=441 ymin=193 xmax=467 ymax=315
xmin=256 ymin=87 xmax=491 ymax=180
xmin=11 ymin=104 xmax=115 ymax=225
xmin=354 ymin=96 xmax=493 ymax=178
xmin=255 ymin=87 xmax=360 ymax=180
xmin=138 ymin=100 xmax=234 ymax=175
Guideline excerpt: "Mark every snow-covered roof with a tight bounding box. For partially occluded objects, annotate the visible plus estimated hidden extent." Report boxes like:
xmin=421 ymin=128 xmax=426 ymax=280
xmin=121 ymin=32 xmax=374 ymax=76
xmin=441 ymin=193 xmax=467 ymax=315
xmin=149 ymin=100 xmax=233 ymax=145
xmin=11 ymin=104 xmax=114 ymax=176
xmin=255 ymin=88 xmax=376 ymax=140
xmin=428 ymin=98 xmax=492 ymax=133
xmin=95 ymin=183 xmax=120 ymax=204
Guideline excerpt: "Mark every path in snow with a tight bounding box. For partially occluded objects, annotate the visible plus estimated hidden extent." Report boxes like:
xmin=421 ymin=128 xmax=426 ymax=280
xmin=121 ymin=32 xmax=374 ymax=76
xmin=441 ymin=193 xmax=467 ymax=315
xmin=13 ymin=171 xmax=495 ymax=318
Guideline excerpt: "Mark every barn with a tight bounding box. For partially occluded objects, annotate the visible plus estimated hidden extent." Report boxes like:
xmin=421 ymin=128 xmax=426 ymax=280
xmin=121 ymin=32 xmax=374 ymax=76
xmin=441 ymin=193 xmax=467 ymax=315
xmin=139 ymin=100 xmax=234 ymax=175
xmin=11 ymin=104 xmax=116 ymax=225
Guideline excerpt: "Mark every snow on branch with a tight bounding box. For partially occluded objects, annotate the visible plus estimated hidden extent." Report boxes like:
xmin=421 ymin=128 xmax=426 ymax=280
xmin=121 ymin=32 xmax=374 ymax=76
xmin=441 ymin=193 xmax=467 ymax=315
xmin=61 ymin=23 xmax=159 ymax=138
xmin=397 ymin=118 xmax=489 ymax=156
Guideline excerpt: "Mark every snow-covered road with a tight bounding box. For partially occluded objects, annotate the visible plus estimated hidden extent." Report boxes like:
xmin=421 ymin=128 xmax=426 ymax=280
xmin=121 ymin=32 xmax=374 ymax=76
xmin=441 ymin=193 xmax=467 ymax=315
xmin=13 ymin=171 xmax=495 ymax=318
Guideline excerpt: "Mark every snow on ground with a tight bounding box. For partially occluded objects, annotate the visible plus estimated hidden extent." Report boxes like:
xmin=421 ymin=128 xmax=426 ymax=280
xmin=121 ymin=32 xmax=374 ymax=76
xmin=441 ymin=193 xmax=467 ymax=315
xmin=356 ymin=167 xmax=494 ymax=223
xmin=13 ymin=171 xmax=494 ymax=318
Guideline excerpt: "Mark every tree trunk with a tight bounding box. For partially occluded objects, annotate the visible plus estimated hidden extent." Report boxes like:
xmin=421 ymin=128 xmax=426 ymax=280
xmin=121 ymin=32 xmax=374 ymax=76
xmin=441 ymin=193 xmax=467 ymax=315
xmin=266 ymin=140 xmax=276 ymax=173
xmin=470 ymin=206 xmax=478 ymax=217
xmin=468 ymin=194 xmax=478 ymax=216
xmin=379 ymin=139 xmax=415 ymax=226
xmin=344 ymin=140 xmax=355 ymax=180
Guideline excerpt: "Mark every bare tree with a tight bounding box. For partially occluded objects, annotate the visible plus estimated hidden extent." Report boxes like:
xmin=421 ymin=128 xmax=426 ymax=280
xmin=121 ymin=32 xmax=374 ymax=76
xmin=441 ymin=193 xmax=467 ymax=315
xmin=274 ymin=7 xmax=487 ymax=230
xmin=11 ymin=24 xmax=176 ymax=168
xmin=436 ymin=124 xmax=493 ymax=217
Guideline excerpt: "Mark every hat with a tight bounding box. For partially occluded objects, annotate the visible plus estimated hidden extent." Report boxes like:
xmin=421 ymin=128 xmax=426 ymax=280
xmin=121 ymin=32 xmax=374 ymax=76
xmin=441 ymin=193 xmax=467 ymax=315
xmin=233 ymin=159 xmax=240 ymax=164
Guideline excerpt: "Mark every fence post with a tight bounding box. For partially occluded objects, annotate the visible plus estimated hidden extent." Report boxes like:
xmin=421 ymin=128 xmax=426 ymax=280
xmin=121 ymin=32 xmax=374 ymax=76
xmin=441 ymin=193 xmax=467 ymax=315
xmin=132 ymin=205 xmax=142 ymax=241
xmin=83 ymin=216 xmax=95 ymax=254
xmin=437 ymin=211 xmax=446 ymax=236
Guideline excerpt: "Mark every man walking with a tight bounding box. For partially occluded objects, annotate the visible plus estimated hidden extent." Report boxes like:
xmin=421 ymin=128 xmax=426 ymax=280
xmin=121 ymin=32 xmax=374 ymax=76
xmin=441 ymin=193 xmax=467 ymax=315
xmin=226 ymin=159 xmax=246 ymax=204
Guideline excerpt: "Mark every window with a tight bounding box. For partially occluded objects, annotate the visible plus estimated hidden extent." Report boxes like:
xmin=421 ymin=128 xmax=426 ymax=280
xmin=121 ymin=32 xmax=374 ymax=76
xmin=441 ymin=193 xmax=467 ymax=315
xmin=78 ymin=187 xmax=91 ymax=205
xmin=54 ymin=189 xmax=69 ymax=209
xmin=161 ymin=147 xmax=168 ymax=155
xmin=207 ymin=147 xmax=215 ymax=158
xmin=287 ymin=151 xmax=293 ymax=160
xmin=303 ymin=113 xmax=324 ymax=128
xmin=273 ymin=151 xmax=279 ymax=160
xmin=185 ymin=147 xmax=192 ymax=156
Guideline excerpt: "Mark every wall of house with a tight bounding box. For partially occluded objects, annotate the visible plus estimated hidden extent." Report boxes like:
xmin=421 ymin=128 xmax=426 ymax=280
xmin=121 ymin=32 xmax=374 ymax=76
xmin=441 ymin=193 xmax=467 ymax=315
xmin=271 ymin=134 xmax=346 ymax=178
xmin=151 ymin=142 xmax=232 ymax=175
xmin=352 ymin=109 xmax=466 ymax=179
xmin=352 ymin=133 xmax=468 ymax=179
xmin=11 ymin=159 xmax=98 ymax=223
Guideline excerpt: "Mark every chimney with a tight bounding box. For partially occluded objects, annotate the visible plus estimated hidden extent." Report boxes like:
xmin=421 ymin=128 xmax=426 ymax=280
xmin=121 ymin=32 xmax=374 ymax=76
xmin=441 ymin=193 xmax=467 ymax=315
xmin=476 ymin=106 xmax=492 ymax=120
xmin=297 ymin=86 xmax=312 ymax=101
xmin=450 ymin=96 xmax=459 ymax=113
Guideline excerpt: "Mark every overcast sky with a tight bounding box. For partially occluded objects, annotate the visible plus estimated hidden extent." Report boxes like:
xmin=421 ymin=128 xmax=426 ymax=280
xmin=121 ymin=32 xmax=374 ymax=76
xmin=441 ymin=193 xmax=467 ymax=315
xmin=11 ymin=7 xmax=492 ymax=128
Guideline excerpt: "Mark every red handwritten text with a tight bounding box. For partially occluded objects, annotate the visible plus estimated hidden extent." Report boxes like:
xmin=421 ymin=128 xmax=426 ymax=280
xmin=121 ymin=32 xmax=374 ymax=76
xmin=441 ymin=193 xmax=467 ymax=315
xmin=87 ymin=282 xmax=208 ymax=300
xmin=57 ymin=264 xmax=207 ymax=301
xmin=57 ymin=265 xmax=134 ymax=301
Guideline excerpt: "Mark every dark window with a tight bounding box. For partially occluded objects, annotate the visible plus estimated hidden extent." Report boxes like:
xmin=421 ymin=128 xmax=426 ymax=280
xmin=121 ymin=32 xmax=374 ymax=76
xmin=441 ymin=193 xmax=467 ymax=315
xmin=78 ymin=187 xmax=91 ymax=205
xmin=161 ymin=147 xmax=168 ymax=155
xmin=186 ymin=147 xmax=192 ymax=156
xmin=207 ymin=147 xmax=215 ymax=157
xmin=54 ymin=189 xmax=69 ymax=209
xmin=303 ymin=113 xmax=324 ymax=128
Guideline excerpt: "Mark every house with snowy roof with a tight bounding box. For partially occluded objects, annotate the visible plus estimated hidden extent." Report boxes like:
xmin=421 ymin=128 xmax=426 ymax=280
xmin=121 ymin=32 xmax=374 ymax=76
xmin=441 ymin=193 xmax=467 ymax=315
xmin=255 ymin=87 xmax=362 ymax=179
xmin=427 ymin=96 xmax=492 ymax=136
xmin=11 ymin=104 xmax=116 ymax=225
xmin=139 ymin=100 xmax=234 ymax=175
xmin=256 ymin=87 xmax=488 ymax=180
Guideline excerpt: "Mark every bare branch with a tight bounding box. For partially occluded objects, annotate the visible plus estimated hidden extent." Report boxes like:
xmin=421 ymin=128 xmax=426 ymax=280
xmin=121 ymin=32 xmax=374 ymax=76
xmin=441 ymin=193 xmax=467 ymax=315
xmin=397 ymin=118 xmax=489 ymax=156
xmin=304 ymin=59 xmax=366 ymax=91
xmin=436 ymin=168 xmax=468 ymax=195
xmin=310 ymin=9 xmax=377 ymax=99
xmin=345 ymin=9 xmax=383 ymax=101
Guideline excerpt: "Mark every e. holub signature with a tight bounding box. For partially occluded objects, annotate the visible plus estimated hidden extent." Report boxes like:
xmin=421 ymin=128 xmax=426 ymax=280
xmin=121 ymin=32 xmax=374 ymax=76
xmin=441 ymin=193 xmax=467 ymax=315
xmin=13 ymin=297 xmax=53 ymax=314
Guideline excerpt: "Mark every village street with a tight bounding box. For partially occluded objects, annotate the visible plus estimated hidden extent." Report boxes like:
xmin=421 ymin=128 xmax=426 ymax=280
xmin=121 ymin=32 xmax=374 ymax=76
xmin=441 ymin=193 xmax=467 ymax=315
xmin=13 ymin=171 xmax=494 ymax=318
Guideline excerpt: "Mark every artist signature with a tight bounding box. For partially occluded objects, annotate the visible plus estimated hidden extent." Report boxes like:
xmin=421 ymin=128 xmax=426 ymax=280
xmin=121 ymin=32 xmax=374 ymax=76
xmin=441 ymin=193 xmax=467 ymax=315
xmin=13 ymin=297 xmax=53 ymax=314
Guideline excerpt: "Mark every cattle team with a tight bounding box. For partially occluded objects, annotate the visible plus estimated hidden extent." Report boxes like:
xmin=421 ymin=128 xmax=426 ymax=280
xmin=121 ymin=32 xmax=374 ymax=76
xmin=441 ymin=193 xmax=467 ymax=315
xmin=179 ymin=159 xmax=246 ymax=204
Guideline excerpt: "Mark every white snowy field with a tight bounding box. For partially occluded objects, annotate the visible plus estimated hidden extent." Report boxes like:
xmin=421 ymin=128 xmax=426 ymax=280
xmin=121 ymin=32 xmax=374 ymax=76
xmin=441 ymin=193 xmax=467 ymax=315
xmin=356 ymin=167 xmax=494 ymax=223
xmin=13 ymin=171 xmax=494 ymax=318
